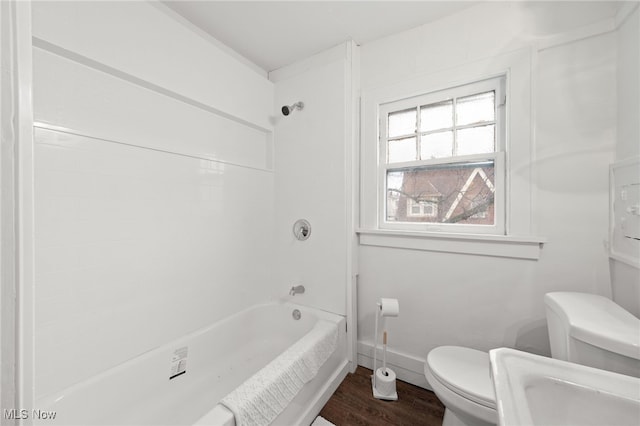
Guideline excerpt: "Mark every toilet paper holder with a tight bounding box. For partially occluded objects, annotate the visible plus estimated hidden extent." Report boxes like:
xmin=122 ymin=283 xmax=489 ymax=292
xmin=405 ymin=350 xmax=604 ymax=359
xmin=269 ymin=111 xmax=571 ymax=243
xmin=372 ymin=298 xmax=399 ymax=401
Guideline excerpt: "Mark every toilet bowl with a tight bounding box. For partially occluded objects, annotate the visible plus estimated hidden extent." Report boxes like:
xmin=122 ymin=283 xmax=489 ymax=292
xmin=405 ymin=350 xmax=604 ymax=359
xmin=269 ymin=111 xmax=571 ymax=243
xmin=424 ymin=346 xmax=496 ymax=426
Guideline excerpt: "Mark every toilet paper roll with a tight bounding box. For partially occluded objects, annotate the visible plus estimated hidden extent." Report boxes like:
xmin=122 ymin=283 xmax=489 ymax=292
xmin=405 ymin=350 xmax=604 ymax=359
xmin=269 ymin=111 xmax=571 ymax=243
xmin=375 ymin=367 xmax=397 ymax=396
xmin=379 ymin=298 xmax=399 ymax=317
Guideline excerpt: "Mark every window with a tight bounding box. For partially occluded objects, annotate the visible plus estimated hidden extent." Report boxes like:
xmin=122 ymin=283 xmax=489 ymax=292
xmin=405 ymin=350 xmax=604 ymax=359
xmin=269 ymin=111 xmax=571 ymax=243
xmin=379 ymin=77 xmax=506 ymax=234
xmin=360 ymin=50 xmax=542 ymax=258
xmin=406 ymin=199 xmax=438 ymax=218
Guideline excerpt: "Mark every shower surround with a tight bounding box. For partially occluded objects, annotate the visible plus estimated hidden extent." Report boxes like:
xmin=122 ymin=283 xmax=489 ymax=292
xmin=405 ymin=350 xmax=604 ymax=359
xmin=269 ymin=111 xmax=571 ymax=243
xmin=18 ymin=1 xmax=356 ymax=423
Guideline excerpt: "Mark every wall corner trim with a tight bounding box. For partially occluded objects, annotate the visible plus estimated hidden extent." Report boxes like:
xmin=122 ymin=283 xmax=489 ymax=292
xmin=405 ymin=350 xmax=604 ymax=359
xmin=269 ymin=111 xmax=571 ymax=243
xmin=268 ymin=42 xmax=350 ymax=83
xmin=148 ymin=1 xmax=268 ymax=78
xmin=535 ymin=18 xmax=616 ymax=52
xmin=615 ymin=2 xmax=640 ymax=29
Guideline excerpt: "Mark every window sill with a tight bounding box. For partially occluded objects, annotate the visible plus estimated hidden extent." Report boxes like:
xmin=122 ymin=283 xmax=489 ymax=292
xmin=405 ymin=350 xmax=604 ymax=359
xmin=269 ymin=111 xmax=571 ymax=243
xmin=356 ymin=229 xmax=546 ymax=260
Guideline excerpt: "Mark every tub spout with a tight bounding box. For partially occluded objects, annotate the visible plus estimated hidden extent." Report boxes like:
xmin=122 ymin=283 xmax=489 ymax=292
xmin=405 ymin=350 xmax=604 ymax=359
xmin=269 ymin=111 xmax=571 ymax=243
xmin=289 ymin=285 xmax=305 ymax=296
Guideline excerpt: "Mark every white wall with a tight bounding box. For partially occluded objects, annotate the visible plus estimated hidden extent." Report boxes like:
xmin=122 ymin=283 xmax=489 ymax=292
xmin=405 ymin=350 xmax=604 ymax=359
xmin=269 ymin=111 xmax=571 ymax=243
xmin=616 ymin=5 xmax=639 ymax=161
xmin=31 ymin=1 xmax=272 ymax=129
xmin=270 ymin=44 xmax=348 ymax=316
xmin=357 ymin=2 xmax=617 ymax=388
xmin=28 ymin=0 xmax=276 ymax=411
xmin=270 ymin=42 xmax=357 ymax=363
xmin=611 ymin=4 xmax=640 ymax=316
xmin=1 ymin=1 xmax=17 ymax=419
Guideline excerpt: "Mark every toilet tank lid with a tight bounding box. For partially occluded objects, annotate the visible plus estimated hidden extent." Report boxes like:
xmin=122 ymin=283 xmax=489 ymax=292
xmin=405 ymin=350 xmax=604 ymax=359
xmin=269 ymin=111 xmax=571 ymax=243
xmin=545 ymin=292 xmax=640 ymax=360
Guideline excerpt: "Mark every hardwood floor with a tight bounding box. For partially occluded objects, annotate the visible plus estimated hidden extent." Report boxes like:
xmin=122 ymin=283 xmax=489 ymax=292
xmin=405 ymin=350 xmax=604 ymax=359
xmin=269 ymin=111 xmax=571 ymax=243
xmin=319 ymin=367 xmax=445 ymax=426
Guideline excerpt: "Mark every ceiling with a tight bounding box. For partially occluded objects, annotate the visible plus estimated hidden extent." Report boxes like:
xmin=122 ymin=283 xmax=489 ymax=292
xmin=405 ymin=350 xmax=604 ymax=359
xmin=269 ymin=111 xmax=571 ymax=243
xmin=164 ymin=1 xmax=477 ymax=72
xmin=164 ymin=1 xmax=624 ymax=74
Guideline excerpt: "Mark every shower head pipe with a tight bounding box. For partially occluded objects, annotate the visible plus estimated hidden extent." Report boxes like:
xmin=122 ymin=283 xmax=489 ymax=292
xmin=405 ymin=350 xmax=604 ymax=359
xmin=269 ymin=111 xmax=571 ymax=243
xmin=281 ymin=101 xmax=304 ymax=116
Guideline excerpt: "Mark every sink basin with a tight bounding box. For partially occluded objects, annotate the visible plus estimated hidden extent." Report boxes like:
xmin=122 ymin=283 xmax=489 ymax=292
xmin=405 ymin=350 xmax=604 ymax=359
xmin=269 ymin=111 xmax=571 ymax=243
xmin=490 ymin=348 xmax=640 ymax=426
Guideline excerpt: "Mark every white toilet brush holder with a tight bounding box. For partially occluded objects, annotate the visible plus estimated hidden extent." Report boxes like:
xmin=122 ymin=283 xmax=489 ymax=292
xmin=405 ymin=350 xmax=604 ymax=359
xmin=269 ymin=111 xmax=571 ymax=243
xmin=371 ymin=298 xmax=399 ymax=401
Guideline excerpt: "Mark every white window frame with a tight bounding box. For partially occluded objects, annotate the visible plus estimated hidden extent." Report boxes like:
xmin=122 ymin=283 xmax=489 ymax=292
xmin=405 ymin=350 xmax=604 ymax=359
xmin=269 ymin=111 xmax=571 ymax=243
xmin=358 ymin=48 xmax=545 ymax=259
xmin=378 ymin=77 xmax=506 ymax=235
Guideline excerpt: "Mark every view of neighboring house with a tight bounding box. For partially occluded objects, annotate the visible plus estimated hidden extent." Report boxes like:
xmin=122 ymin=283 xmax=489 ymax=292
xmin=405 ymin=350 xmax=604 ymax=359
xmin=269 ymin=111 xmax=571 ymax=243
xmin=387 ymin=162 xmax=495 ymax=225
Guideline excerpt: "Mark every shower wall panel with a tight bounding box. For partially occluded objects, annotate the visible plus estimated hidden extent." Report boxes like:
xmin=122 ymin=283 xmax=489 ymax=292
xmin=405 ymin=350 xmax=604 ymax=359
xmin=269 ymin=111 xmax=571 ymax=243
xmin=32 ymin=1 xmax=272 ymax=129
xmin=30 ymin=1 xmax=275 ymax=402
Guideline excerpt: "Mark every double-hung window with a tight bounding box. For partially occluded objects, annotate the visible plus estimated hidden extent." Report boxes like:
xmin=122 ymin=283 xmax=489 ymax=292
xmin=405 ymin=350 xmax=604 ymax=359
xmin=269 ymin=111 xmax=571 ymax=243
xmin=379 ymin=76 xmax=506 ymax=235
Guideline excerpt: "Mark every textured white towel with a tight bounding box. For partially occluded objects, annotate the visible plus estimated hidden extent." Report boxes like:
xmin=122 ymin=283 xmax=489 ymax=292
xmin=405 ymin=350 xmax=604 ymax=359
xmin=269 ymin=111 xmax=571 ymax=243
xmin=220 ymin=320 xmax=338 ymax=426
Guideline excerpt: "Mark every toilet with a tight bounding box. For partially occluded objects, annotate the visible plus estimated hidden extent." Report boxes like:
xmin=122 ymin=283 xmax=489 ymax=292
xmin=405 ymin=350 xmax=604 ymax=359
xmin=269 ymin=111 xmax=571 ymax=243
xmin=424 ymin=292 xmax=640 ymax=426
xmin=545 ymin=291 xmax=640 ymax=378
xmin=424 ymin=346 xmax=496 ymax=426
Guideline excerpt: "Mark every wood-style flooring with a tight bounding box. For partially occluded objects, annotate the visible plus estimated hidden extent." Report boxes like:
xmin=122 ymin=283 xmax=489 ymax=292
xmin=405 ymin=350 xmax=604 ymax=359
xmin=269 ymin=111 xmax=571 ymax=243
xmin=319 ymin=367 xmax=445 ymax=426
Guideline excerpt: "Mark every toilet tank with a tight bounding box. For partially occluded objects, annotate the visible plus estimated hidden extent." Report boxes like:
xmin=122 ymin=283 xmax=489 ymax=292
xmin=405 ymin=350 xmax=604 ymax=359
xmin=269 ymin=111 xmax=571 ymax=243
xmin=544 ymin=292 xmax=640 ymax=378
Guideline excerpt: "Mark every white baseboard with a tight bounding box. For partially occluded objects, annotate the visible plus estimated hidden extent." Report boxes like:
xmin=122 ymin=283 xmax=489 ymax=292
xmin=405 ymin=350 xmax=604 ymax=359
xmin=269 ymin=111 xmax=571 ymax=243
xmin=357 ymin=341 xmax=433 ymax=391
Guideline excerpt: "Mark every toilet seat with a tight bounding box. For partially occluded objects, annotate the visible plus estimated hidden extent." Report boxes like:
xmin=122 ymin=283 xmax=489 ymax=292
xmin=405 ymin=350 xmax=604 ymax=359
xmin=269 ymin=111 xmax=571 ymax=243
xmin=425 ymin=346 xmax=496 ymax=409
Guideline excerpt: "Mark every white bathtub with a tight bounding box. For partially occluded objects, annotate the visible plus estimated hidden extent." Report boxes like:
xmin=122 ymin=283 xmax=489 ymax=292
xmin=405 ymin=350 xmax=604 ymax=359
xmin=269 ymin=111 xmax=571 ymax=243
xmin=194 ymin=304 xmax=348 ymax=426
xmin=35 ymin=302 xmax=348 ymax=426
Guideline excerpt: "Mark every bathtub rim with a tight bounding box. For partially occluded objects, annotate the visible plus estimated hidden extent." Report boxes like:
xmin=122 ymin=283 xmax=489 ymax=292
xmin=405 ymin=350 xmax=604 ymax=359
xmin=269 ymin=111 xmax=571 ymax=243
xmin=193 ymin=310 xmax=348 ymax=426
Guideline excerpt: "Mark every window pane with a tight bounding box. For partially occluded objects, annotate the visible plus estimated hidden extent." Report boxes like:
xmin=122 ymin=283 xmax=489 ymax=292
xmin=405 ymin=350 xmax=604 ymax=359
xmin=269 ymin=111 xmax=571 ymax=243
xmin=386 ymin=170 xmax=403 ymax=220
xmin=421 ymin=131 xmax=453 ymax=160
xmin=456 ymin=91 xmax=494 ymax=126
xmin=424 ymin=203 xmax=435 ymax=216
xmin=420 ymin=100 xmax=453 ymax=132
xmin=456 ymin=125 xmax=495 ymax=155
xmin=388 ymin=108 xmax=417 ymax=138
xmin=386 ymin=160 xmax=495 ymax=225
xmin=388 ymin=137 xmax=416 ymax=163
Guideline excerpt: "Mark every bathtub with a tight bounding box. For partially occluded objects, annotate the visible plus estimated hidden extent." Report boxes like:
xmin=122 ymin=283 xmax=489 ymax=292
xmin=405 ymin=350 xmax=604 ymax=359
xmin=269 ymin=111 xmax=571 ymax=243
xmin=194 ymin=303 xmax=348 ymax=426
xmin=35 ymin=302 xmax=348 ymax=426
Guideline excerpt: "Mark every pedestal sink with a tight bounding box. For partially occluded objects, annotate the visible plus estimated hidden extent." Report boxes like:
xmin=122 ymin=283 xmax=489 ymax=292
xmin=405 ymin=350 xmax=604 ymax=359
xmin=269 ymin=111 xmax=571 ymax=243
xmin=490 ymin=348 xmax=640 ymax=426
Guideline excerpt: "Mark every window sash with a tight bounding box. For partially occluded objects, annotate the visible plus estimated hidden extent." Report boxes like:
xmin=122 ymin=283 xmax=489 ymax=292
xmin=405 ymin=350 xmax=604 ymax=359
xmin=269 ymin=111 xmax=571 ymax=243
xmin=377 ymin=76 xmax=506 ymax=235
xmin=378 ymin=152 xmax=505 ymax=234
xmin=380 ymin=78 xmax=504 ymax=163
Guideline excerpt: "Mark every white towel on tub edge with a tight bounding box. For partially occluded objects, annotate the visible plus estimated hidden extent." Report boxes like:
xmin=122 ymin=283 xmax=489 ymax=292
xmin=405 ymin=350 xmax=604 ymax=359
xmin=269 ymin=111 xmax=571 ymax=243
xmin=219 ymin=320 xmax=339 ymax=426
